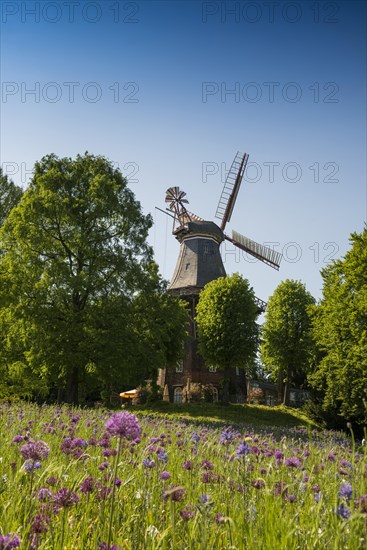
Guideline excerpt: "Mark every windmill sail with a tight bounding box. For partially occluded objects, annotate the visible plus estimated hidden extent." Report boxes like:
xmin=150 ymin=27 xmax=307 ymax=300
xmin=230 ymin=230 xmax=282 ymax=270
xmin=215 ymin=151 xmax=249 ymax=231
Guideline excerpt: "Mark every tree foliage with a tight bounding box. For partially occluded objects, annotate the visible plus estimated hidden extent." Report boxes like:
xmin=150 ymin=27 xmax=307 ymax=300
xmin=0 ymin=168 xmax=23 ymax=228
xmin=0 ymin=153 xmax=186 ymax=403
xmin=309 ymin=228 xmax=367 ymax=425
xmin=195 ymin=273 xmax=260 ymax=400
xmin=260 ymin=279 xmax=315 ymax=405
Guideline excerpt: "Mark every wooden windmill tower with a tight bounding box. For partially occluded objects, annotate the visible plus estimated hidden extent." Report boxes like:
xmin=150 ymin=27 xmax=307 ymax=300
xmin=157 ymin=152 xmax=282 ymax=404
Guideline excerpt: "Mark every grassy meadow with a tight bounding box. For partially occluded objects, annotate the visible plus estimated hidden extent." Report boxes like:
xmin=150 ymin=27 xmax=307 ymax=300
xmin=0 ymin=401 xmax=366 ymax=549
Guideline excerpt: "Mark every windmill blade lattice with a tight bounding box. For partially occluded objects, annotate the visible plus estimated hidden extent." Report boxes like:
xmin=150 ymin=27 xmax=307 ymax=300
xmin=231 ymin=230 xmax=282 ymax=270
xmin=215 ymin=152 xmax=249 ymax=231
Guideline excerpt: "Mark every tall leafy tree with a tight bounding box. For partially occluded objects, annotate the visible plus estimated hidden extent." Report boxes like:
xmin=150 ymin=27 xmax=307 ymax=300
xmin=195 ymin=273 xmax=260 ymax=403
xmin=0 ymin=153 xmax=183 ymax=403
xmin=260 ymin=279 xmax=315 ymax=405
xmin=0 ymin=168 xmax=23 ymax=227
xmin=310 ymin=228 xmax=367 ymax=425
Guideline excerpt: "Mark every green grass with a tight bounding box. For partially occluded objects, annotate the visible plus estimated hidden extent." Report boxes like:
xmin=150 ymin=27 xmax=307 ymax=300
xmin=134 ymin=401 xmax=319 ymax=429
xmin=1 ymin=401 xmax=365 ymax=549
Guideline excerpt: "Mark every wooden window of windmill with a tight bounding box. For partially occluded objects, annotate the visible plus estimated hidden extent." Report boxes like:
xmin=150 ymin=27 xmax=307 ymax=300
xmin=208 ymin=366 xmax=217 ymax=373
xmin=176 ymin=360 xmax=183 ymax=373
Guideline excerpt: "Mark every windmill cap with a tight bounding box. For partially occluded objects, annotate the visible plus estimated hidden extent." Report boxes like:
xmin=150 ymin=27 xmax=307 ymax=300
xmin=174 ymin=220 xmax=225 ymax=244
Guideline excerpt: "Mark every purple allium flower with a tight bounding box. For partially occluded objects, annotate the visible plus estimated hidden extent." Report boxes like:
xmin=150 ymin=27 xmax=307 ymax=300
xmin=312 ymin=484 xmax=321 ymax=493
xmin=53 ymin=488 xmax=80 ymax=508
xmin=12 ymin=435 xmax=24 ymax=443
xmin=285 ymin=457 xmax=302 ymax=468
xmin=37 ymin=488 xmax=53 ymax=502
xmin=286 ymin=494 xmax=296 ymax=503
xmin=24 ymin=460 xmax=42 ymax=473
xmin=252 ymin=479 xmax=265 ymax=490
xmin=98 ymin=543 xmax=118 ymax=550
xmin=103 ymin=449 xmax=117 ymax=458
xmin=163 ymin=485 xmax=187 ymax=502
xmin=30 ymin=514 xmax=50 ymax=534
xmin=182 ymin=460 xmax=194 ymax=470
xmin=71 ymin=438 xmax=88 ymax=449
xmin=201 ymin=472 xmax=220 ymax=484
xmin=337 ymin=503 xmax=351 ymax=519
xmin=219 ymin=428 xmax=239 ymax=445
xmin=191 ymin=433 xmax=200 ymax=443
xmin=215 ymin=513 xmax=226 ymax=525
xmin=340 ymin=459 xmax=352 ymax=469
xmin=20 ymin=440 xmax=50 ymax=462
xmin=339 ymin=483 xmax=352 ymax=501
xmin=179 ymin=506 xmax=195 ymax=521
xmin=159 ymin=471 xmax=171 ymax=480
xmin=143 ymin=458 xmax=156 ymax=469
xmin=80 ymin=477 xmax=95 ymax=494
xmin=157 ymin=450 xmax=168 ymax=463
xmin=115 ymin=478 xmax=122 ymax=487
xmin=200 ymin=460 xmax=214 ymax=470
xmin=201 ymin=493 xmax=210 ymax=504
xmin=98 ymin=461 xmax=109 ymax=471
xmin=236 ymin=442 xmax=250 ymax=458
xmin=46 ymin=476 xmax=58 ymax=487
xmin=274 ymin=450 xmax=284 ymax=464
xmin=260 ymin=468 xmax=267 ymax=475
xmin=60 ymin=438 xmax=73 ymax=455
xmin=251 ymin=446 xmax=261 ymax=456
xmin=96 ymin=485 xmax=111 ymax=500
xmin=98 ymin=435 xmax=111 ymax=448
xmin=274 ymin=482 xmax=288 ymax=497
xmin=105 ymin=412 xmax=141 ymax=440
xmin=355 ymin=495 xmax=367 ymax=513
xmin=0 ymin=533 xmax=21 ymax=549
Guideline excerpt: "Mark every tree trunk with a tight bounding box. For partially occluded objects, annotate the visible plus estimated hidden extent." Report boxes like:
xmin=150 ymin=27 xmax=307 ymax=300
xmin=65 ymin=366 xmax=79 ymax=405
xmin=277 ymin=369 xmax=285 ymax=405
xmin=282 ymin=365 xmax=291 ymax=406
xmin=222 ymin=367 xmax=231 ymax=405
xmin=57 ymin=387 xmax=65 ymax=403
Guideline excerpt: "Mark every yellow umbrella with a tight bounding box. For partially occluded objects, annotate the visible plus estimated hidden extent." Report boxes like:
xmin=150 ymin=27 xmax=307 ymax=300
xmin=119 ymin=389 xmax=138 ymax=399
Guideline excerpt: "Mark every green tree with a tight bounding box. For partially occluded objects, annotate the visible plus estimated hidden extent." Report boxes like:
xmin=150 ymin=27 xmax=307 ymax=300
xmin=260 ymin=279 xmax=315 ymax=406
xmin=131 ymin=287 xmax=187 ymax=382
xmin=0 ymin=153 xmax=184 ymax=404
xmin=195 ymin=273 xmax=260 ymax=403
xmin=310 ymin=228 xmax=367 ymax=425
xmin=0 ymin=168 xmax=23 ymax=227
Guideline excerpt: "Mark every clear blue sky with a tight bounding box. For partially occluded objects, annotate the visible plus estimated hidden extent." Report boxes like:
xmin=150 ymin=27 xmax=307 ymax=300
xmin=1 ymin=0 xmax=366 ymax=303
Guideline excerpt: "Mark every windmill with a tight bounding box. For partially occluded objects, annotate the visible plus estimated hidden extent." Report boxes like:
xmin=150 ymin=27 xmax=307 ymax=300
xmin=157 ymin=151 xmax=282 ymax=404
